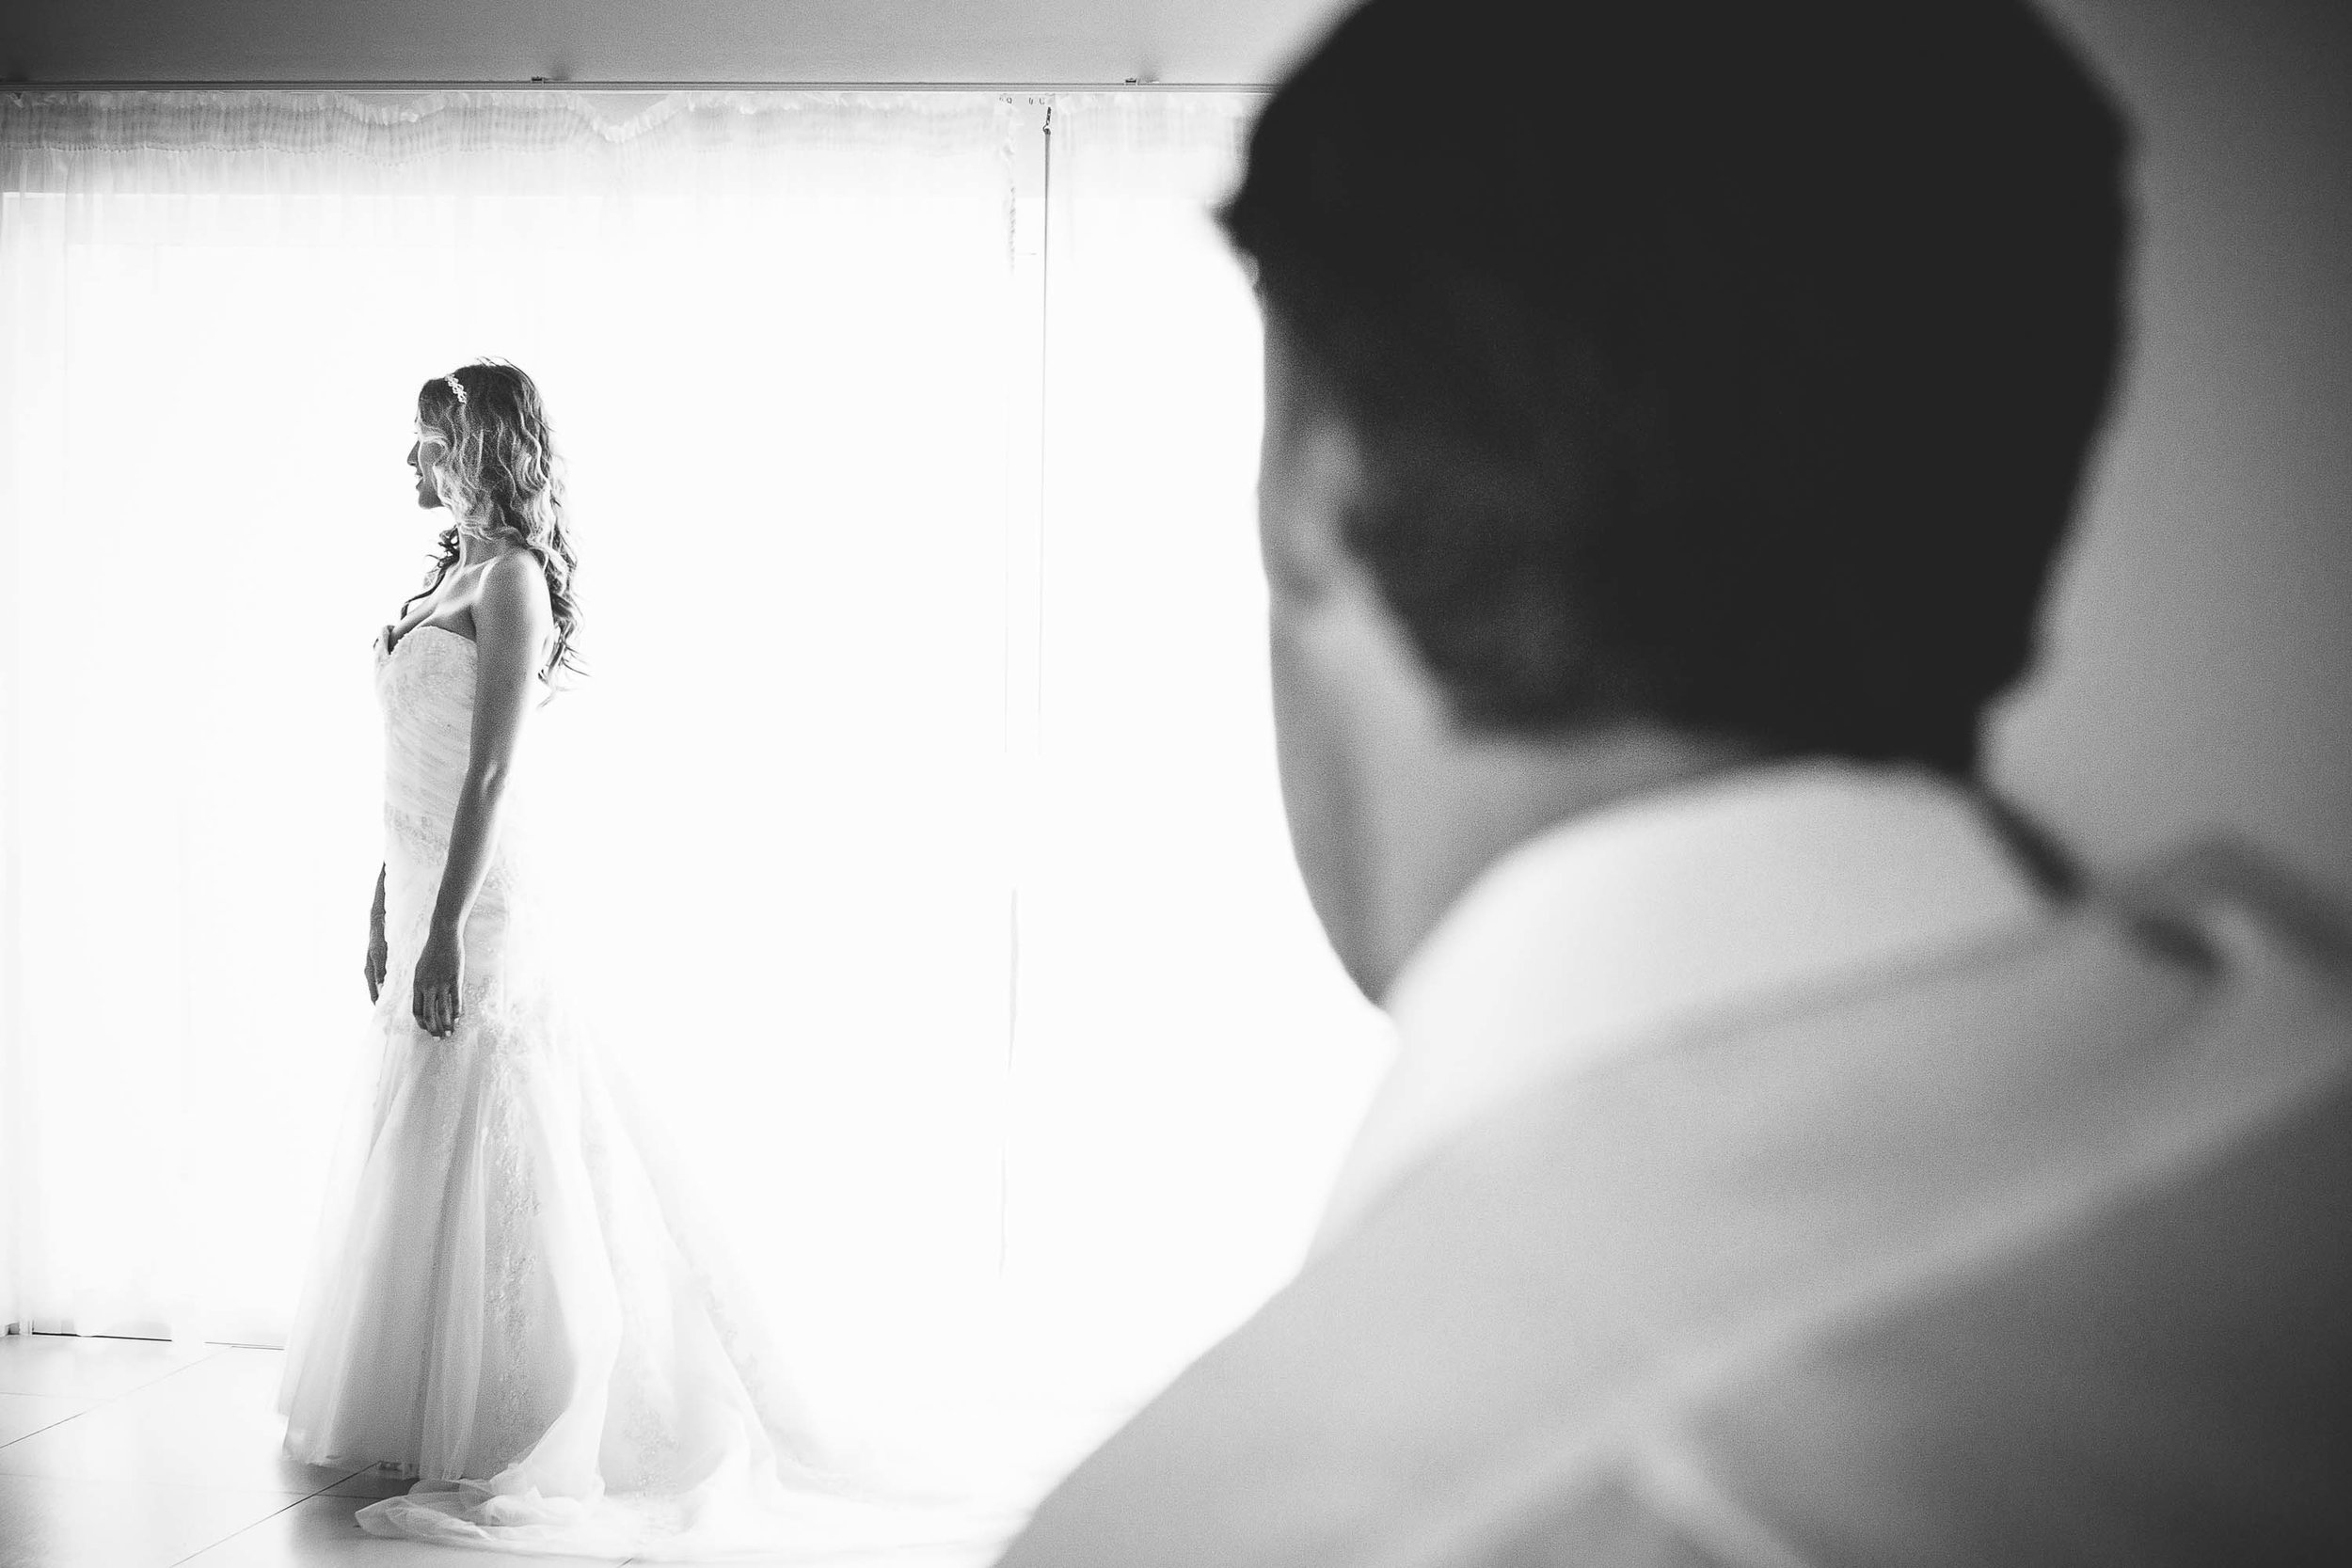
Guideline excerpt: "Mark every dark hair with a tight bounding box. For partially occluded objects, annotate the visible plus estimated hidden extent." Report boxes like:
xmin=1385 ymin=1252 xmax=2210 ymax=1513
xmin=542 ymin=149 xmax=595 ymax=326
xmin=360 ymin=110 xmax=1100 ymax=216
xmin=406 ymin=359 xmax=583 ymax=684
xmin=1220 ymin=0 xmax=2130 ymax=774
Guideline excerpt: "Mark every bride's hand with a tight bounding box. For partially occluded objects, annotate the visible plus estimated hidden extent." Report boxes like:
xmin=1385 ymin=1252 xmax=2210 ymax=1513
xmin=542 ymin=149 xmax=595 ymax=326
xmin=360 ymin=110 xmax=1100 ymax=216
xmin=365 ymin=865 xmax=389 ymax=1003
xmin=364 ymin=921 xmax=389 ymax=1004
xmin=413 ymin=925 xmax=465 ymax=1038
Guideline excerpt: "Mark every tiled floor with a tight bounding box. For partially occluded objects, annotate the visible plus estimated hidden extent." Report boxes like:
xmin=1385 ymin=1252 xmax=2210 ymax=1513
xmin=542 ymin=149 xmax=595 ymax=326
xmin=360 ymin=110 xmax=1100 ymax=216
xmin=0 ymin=1332 xmax=1088 ymax=1568
xmin=0 ymin=1333 xmax=622 ymax=1566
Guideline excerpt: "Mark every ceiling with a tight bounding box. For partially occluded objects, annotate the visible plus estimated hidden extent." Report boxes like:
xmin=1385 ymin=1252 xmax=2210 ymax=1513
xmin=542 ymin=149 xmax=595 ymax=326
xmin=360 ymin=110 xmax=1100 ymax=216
xmin=0 ymin=0 xmax=1345 ymax=86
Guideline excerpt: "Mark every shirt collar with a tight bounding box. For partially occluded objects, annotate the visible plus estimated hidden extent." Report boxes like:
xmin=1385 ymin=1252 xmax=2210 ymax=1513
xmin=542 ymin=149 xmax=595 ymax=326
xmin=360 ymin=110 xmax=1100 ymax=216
xmin=1312 ymin=759 xmax=2058 ymax=1251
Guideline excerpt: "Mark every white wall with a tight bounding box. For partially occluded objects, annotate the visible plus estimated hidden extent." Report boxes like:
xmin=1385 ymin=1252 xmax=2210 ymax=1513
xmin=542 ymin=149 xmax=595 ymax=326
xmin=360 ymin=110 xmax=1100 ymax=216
xmin=1994 ymin=0 xmax=2352 ymax=900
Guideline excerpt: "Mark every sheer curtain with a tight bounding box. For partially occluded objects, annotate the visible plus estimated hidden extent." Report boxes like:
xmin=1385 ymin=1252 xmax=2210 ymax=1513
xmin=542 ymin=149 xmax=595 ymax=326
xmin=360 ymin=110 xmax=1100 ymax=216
xmin=0 ymin=87 xmax=1384 ymax=1465
xmin=1001 ymin=93 xmax=1391 ymax=1428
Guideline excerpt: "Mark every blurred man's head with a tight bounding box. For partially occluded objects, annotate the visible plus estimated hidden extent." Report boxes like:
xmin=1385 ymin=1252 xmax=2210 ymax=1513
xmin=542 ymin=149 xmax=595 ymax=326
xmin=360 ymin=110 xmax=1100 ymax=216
xmin=1223 ymin=0 xmax=2130 ymax=995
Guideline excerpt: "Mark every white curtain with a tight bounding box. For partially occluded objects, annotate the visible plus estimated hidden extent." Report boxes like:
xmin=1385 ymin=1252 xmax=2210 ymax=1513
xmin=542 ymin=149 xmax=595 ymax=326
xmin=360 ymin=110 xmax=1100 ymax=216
xmin=999 ymin=94 xmax=1391 ymax=1424
xmin=0 ymin=87 xmax=1386 ymax=1461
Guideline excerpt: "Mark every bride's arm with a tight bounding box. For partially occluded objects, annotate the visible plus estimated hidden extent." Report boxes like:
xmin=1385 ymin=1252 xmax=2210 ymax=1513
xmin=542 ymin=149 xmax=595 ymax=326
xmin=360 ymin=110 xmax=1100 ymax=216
xmin=411 ymin=554 xmax=553 ymax=1037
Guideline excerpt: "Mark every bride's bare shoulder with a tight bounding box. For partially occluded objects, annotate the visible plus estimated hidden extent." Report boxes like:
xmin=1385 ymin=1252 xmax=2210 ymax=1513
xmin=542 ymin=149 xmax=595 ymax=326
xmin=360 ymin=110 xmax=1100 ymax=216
xmin=471 ymin=550 xmax=554 ymax=642
xmin=478 ymin=546 xmax=550 ymax=593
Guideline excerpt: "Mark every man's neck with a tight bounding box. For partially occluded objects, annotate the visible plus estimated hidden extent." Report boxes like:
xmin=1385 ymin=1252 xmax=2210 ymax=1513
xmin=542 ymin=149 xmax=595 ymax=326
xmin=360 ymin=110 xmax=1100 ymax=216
xmin=1360 ymin=721 xmax=1761 ymax=1003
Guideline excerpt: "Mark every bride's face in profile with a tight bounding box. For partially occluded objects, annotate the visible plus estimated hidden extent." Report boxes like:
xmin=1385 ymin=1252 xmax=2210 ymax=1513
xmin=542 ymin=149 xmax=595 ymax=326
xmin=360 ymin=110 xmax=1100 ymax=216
xmin=405 ymin=425 xmax=447 ymax=511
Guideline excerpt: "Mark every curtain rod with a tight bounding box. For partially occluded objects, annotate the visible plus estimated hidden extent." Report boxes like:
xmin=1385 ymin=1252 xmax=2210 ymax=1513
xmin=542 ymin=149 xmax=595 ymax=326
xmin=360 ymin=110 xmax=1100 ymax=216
xmin=2 ymin=80 xmax=1274 ymax=94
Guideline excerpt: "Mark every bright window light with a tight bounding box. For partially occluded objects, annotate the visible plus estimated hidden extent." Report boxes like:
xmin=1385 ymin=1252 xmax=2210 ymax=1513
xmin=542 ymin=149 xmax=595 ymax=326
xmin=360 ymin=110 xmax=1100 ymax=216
xmin=0 ymin=89 xmax=1390 ymax=1481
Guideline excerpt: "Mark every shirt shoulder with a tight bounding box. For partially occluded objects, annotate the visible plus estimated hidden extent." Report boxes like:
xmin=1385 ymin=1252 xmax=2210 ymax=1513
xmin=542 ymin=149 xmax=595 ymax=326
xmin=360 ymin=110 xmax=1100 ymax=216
xmin=1427 ymin=838 xmax=2352 ymax=1566
xmin=1000 ymin=839 xmax=2352 ymax=1568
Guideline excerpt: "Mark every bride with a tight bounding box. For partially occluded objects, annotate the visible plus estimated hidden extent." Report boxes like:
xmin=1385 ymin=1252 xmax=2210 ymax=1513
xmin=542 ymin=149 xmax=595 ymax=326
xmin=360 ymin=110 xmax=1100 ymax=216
xmin=278 ymin=360 xmax=1009 ymax=1561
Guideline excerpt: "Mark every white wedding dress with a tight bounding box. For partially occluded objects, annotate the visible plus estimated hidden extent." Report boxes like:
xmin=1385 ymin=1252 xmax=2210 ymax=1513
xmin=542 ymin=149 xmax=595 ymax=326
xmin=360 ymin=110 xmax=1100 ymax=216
xmin=278 ymin=623 xmax=1016 ymax=1561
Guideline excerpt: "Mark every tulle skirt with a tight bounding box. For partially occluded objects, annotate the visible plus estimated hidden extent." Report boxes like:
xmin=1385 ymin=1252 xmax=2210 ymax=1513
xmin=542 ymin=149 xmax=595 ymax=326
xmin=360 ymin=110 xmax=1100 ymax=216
xmin=277 ymin=835 xmax=1019 ymax=1561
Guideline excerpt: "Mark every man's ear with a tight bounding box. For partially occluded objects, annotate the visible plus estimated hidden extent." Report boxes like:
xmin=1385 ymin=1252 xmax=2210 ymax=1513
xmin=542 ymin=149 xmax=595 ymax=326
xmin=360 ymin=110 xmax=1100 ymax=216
xmin=1257 ymin=315 xmax=1453 ymax=737
xmin=1258 ymin=315 xmax=1372 ymax=613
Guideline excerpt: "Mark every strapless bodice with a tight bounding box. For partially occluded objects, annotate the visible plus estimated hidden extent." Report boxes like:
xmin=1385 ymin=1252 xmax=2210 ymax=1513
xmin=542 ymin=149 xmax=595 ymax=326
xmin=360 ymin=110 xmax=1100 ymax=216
xmin=373 ymin=623 xmax=534 ymax=974
xmin=376 ymin=625 xmax=480 ymax=841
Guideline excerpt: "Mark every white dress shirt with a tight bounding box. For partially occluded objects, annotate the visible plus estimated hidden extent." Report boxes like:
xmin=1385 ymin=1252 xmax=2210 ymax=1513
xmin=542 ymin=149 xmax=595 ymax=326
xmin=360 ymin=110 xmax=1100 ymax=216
xmin=1314 ymin=759 xmax=2058 ymax=1249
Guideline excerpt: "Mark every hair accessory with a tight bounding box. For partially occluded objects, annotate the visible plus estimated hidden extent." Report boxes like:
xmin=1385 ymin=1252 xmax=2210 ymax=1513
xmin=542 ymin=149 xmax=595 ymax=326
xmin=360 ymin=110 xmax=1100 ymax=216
xmin=444 ymin=372 xmax=469 ymax=407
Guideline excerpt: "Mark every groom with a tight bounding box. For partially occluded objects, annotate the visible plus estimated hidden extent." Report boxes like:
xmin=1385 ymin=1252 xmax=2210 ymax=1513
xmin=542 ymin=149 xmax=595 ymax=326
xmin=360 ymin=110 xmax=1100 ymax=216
xmin=997 ymin=0 xmax=2352 ymax=1562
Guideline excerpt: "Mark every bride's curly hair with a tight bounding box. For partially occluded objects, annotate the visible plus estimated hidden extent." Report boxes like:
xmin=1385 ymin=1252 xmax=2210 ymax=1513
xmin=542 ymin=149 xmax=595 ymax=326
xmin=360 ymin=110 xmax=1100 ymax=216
xmin=405 ymin=359 xmax=583 ymax=684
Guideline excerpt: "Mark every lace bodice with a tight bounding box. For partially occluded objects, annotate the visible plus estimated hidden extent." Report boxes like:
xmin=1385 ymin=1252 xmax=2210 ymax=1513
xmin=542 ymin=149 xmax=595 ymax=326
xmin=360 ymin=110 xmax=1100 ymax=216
xmin=376 ymin=625 xmax=494 ymax=850
xmin=372 ymin=623 xmax=535 ymax=1011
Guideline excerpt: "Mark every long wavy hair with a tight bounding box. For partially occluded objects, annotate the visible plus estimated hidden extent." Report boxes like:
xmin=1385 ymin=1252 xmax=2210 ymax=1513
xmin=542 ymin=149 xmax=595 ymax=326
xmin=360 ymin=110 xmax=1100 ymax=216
xmin=404 ymin=359 xmax=582 ymax=684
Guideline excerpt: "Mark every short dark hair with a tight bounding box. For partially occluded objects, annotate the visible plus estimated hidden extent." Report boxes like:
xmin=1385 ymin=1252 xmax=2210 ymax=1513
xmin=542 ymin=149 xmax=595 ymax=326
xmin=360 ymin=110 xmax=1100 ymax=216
xmin=1221 ymin=0 xmax=2129 ymax=774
